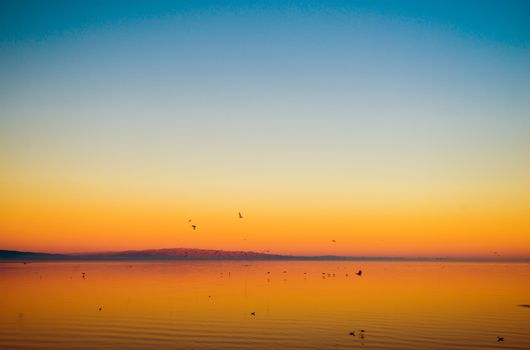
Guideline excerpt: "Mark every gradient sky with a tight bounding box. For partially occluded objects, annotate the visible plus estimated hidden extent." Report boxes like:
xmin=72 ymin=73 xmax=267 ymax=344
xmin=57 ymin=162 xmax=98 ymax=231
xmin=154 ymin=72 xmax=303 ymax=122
xmin=1 ymin=1 xmax=529 ymax=258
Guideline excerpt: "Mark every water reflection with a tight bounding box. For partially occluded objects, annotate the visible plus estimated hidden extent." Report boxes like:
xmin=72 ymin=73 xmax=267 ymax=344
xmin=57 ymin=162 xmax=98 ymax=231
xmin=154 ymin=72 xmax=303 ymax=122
xmin=1 ymin=261 xmax=529 ymax=349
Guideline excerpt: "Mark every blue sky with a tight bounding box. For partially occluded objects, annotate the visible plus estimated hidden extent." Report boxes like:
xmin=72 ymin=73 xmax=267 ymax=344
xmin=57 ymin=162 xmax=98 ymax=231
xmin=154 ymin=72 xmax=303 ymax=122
xmin=1 ymin=1 xmax=529 ymax=45
xmin=1 ymin=1 xmax=528 ymax=169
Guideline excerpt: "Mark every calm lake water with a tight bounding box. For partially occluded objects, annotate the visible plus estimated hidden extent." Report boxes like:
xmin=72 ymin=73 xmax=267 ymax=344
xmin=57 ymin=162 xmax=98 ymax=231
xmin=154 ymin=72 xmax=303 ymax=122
xmin=1 ymin=261 xmax=529 ymax=349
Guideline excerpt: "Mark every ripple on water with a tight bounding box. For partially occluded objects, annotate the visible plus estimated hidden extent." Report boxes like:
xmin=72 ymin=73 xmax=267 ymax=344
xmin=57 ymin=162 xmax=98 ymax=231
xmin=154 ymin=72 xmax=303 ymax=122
xmin=1 ymin=261 xmax=530 ymax=349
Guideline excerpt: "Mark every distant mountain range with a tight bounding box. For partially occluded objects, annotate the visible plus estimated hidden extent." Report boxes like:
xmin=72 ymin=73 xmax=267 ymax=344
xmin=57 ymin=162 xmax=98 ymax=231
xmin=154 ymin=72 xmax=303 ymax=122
xmin=1 ymin=248 xmax=527 ymax=262
xmin=72 ymin=248 xmax=287 ymax=260
xmin=0 ymin=250 xmax=72 ymax=261
xmin=0 ymin=248 xmax=410 ymax=261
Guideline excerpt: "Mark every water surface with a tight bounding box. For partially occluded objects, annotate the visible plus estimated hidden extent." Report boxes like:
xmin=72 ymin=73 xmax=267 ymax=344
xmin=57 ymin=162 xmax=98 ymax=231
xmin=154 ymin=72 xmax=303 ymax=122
xmin=1 ymin=261 xmax=529 ymax=349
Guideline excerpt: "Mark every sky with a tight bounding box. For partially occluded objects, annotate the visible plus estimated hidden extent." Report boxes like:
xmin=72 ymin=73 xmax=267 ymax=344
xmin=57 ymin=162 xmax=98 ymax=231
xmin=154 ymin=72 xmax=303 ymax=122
xmin=1 ymin=1 xmax=529 ymax=259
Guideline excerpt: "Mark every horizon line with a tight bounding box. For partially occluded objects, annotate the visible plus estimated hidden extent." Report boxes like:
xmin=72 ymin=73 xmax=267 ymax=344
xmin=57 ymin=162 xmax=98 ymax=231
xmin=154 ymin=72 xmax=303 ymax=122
xmin=1 ymin=247 xmax=529 ymax=263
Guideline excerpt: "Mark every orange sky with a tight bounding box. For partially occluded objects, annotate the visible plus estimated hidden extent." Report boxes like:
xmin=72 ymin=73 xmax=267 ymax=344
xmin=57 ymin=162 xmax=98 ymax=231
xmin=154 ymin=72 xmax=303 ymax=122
xmin=1 ymin=162 xmax=529 ymax=258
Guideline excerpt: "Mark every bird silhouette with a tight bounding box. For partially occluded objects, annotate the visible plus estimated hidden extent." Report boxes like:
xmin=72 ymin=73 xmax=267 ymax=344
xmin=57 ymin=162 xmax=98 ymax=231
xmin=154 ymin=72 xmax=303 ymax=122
xmin=250 ymin=312 xmax=256 ymax=316
xmin=497 ymin=337 xmax=504 ymax=342
xmin=349 ymin=331 xmax=356 ymax=336
xmin=356 ymin=270 xmax=362 ymax=276
xmin=191 ymin=225 xmax=196 ymax=230
xmin=239 ymin=212 xmax=243 ymax=219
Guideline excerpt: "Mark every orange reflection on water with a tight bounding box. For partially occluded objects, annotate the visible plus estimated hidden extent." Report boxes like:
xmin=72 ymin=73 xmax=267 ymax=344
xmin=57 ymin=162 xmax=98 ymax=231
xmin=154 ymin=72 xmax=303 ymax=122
xmin=1 ymin=261 xmax=530 ymax=349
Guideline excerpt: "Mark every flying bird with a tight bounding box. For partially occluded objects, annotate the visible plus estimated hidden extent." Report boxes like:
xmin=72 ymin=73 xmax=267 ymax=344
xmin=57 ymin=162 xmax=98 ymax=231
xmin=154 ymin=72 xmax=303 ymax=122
xmin=497 ymin=337 xmax=504 ymax=342
xmin=349 ymin=331 xmax=356 ymax=336
xmin=356 ymin=270 xmax=363 ymax=276
xmin=238 ymin=212 xmax=243 ymax=219
xmin=250 ymin=312 xmax=256 ymax=316
xmin=191 ymin=225 xmax=196 ymax=230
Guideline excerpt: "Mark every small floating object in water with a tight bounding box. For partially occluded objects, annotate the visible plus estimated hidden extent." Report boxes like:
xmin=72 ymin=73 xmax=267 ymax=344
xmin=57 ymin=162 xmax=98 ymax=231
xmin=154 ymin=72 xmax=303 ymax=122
xmin=98 ymin=307 xmax=102 ymax=311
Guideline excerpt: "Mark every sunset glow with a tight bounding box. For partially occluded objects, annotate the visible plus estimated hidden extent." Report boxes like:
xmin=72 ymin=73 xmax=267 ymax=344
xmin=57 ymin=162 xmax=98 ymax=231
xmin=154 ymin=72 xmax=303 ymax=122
xmin=1 ymin=1 xmax=529 ymax=259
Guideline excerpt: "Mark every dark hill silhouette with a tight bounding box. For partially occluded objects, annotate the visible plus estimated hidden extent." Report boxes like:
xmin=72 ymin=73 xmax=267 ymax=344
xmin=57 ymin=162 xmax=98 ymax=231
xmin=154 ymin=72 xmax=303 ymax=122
xmin=74 ymin=248 xmax=286 ymax=260
xmin=0 ymin=248 xmax=456 ymax=262
xmin=0 ymin=248 xmax=287 ymax=261
xmin=0 ymin=250 xmax=71 ymax=261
